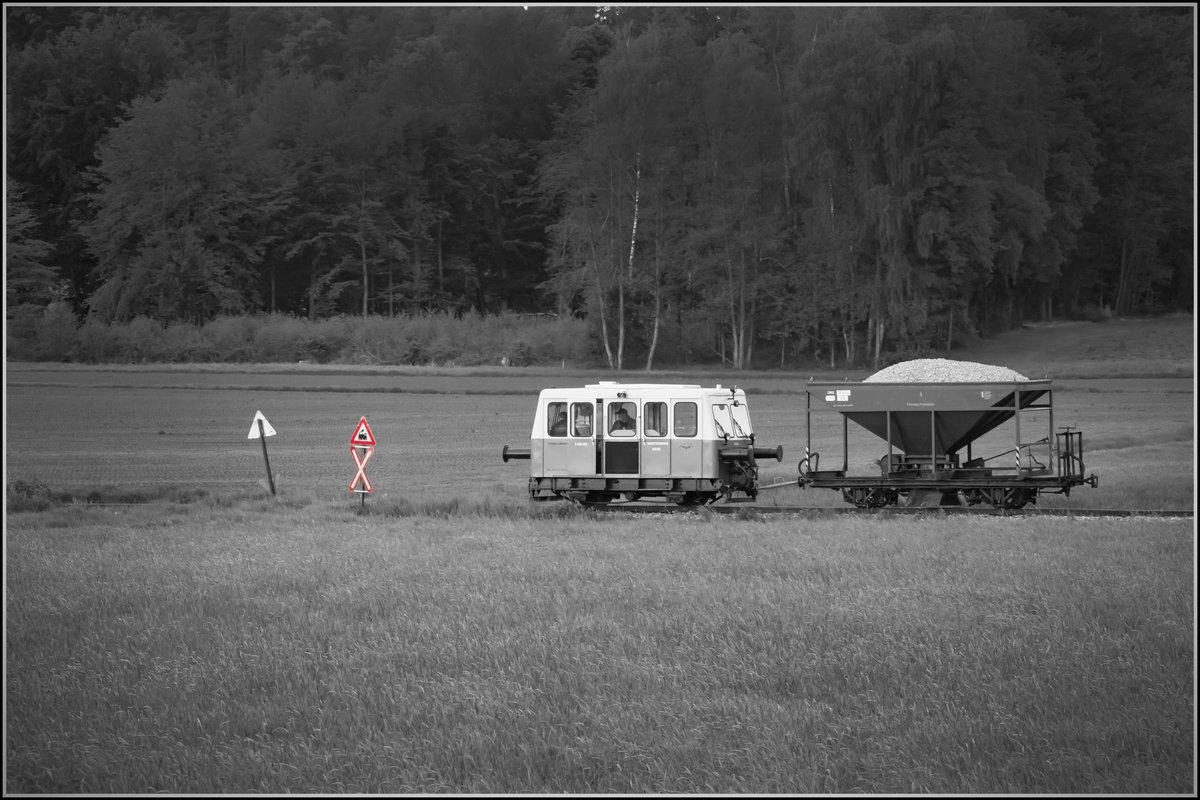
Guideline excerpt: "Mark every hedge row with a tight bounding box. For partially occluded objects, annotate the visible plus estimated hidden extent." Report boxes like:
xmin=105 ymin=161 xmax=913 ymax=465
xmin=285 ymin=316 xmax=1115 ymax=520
xmin=5 ymin=302 xmax=593 ymax=366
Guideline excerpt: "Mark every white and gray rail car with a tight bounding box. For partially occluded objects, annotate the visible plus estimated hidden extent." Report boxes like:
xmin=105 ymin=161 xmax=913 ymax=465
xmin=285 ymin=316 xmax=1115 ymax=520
xmin=502 ymin=382 xmax=782 ymax=505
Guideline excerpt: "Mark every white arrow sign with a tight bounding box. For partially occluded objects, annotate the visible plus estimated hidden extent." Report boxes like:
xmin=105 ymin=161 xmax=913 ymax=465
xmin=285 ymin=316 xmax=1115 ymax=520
xmin=247 ymin=410 xmax=277 ymax=439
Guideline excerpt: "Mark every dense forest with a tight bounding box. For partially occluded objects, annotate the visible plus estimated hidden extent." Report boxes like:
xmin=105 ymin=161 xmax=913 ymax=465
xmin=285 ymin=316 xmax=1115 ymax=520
xmin=5 ymin=5 xmax=1194 ymax=369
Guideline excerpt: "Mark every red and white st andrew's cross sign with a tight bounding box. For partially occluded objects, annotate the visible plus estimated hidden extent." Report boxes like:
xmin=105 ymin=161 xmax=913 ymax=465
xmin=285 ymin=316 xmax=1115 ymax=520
xmin=349 ymin=417 xmax=375 ymax=493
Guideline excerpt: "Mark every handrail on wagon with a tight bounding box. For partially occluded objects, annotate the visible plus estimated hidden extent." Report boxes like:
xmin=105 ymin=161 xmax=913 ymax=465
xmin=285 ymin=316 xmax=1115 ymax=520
xmin=973 ymin=441 xmax=1050 ymax=474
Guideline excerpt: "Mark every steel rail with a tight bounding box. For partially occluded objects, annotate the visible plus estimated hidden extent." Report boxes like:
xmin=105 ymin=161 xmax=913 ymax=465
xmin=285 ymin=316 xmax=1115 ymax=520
xmin=584 ymin=503 xmax=1194 ymax=519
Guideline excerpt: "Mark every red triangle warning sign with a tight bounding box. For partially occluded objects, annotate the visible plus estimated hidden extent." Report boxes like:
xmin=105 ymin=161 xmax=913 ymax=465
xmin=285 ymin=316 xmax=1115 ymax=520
xmin=350 ymin=417 xmax=376 ymax=447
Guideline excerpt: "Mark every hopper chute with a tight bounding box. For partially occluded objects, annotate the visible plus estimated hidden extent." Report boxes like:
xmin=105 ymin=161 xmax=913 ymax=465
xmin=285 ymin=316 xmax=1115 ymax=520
xmin=816 ymin=382 xmax=1050 ymax=457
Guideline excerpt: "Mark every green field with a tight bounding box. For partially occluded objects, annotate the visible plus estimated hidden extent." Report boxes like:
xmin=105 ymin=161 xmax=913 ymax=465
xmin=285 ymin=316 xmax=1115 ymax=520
xmin=4 ymin=316 xmax=1196 ymax=793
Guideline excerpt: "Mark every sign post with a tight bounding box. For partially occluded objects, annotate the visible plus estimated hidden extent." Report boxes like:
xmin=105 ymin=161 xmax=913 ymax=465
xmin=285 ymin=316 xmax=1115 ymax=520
xmin=350 ymin=416 xmax=376 ymax=508
xmin=247 ymin=410 xmax=278 ymax=495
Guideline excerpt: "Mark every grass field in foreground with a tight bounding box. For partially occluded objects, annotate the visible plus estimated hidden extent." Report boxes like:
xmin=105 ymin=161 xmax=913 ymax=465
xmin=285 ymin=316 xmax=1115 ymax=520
xmin=5 ymin=496 xmax=1194 ymax=794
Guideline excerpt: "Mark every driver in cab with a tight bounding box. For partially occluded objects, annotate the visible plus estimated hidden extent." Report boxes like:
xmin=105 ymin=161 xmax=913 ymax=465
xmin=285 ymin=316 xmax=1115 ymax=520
xmin=610 ymin=406 xmax=635 ymax=435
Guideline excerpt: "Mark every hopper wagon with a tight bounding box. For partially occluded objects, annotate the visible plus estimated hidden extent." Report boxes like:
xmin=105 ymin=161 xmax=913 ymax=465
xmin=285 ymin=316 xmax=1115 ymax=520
xmin=797 ymin=379 xmax=1099 ymax=509
xmin=502 ymin=382 xmax=782 ymax=506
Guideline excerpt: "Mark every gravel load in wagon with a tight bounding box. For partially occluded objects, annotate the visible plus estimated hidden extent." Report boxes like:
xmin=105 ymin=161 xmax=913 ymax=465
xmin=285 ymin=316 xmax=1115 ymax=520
xmin=864 ymin=358 xmax=1029 ymax=383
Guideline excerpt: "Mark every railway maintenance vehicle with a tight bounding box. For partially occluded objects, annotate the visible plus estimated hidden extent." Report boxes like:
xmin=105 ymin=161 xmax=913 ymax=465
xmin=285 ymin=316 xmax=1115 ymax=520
xmin=501 ymin=382 xmax=782 ymax=506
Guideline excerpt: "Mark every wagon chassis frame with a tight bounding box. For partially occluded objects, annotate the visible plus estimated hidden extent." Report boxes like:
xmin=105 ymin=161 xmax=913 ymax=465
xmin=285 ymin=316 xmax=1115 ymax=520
xmin=802 ymin=471 xmax=1095 ymax=509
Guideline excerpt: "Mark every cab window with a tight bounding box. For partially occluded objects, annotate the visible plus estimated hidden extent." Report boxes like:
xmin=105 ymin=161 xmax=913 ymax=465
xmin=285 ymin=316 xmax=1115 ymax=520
xmin=571 ymin=403 xmax=593 ymax=437
xmin=673 ymin=402 xmax=697 ymax=437
xmin=608 ymin=401 xmax=637 ymax=436
xmin=547 ymin=402 xmax=568 ymax=437
xmin=644 ymin=402 xmax=667 ymax=437
xmin=712 ymin=403 xmax=733 ymax=439
xmin=730 ymin=401 xmax=751 ymax=438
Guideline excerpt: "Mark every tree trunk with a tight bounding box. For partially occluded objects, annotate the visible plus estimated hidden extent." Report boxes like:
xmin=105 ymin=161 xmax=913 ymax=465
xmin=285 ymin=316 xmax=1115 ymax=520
xmin=619 ymin=151 xmax=641 ymax=373
xmin=872 ymin=312 xmax=885 ymax=369
xmin=616 ymin=281 xmax=625 ymax=371
xmin=437 ymin=218 xmax=445 ymax=296
xmin=587 ymin=226 xmax=615 ymax=370
xmin=1116 ymin=235 xmax=1132 ymax=316
xmin=645 ymin=203 xmax=663 ymax=371
xmin=360 ymin=235 xmax=369 ymax=317
xmin=771 ymin=55 xmax=792 ymax=215
xmin=720 ymin=207 xmax=745 ymax=369
xmin=412 ymin=240 xmax=422 ymax=310
xmin=357 ymin=184 xmax=370 ymax=317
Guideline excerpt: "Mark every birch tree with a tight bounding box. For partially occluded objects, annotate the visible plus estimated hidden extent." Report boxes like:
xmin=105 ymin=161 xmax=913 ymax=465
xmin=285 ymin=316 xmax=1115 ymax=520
xmin=541 ymin=21 xmax=698 ymax=370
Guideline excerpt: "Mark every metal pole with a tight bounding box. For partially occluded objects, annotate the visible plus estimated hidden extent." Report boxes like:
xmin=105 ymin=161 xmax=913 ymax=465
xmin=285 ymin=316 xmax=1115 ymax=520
xmin=930 ymin=409 xmax=936 ymax=472
xmin=258 ymin=419 xmax=276 ymax=495
xmin=1048 ymin=387 xmax=1056 ymax=474
xmin=886 ymin=410 xmax=893 ymax=472
xmin=804 ymin=391 xmax=811 ymax=472
xmin=1014 ymin=387 xmax=1022 ymax=474
xmin=841 ymin=415 xmax=848 ymax=473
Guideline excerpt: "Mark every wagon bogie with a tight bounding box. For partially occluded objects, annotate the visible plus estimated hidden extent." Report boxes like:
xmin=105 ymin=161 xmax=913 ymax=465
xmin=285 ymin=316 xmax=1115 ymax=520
xmin=503 ymin=382 xmax=781 ymax=505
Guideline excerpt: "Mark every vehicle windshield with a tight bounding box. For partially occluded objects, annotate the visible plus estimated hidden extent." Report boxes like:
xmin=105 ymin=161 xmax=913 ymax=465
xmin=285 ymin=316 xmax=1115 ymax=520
xmin=712 ymin=403 xmax=732 ymax=438
xmin=730 ymin=401 xmax=752 ymax=438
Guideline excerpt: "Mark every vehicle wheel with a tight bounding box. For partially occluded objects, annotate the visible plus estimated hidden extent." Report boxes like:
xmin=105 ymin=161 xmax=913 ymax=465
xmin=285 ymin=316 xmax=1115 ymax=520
xmin=578 ymin=492 xmax=612 ymax=507
xmin=989 ymin=488 xmax=1029 ymax=510
xmin=676 ymin=491 xmax=714 ymax=507
xmin=844 ymin=487 xmax=887 ymax=508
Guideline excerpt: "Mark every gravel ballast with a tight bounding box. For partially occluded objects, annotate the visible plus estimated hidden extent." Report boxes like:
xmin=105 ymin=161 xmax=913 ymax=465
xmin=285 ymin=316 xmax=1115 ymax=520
xmin=864 ymin=358 xmax=1029 ymax=383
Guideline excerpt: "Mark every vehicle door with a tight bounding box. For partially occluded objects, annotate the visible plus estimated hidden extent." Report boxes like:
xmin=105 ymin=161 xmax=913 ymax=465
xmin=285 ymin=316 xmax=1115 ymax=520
xmin=566 ymin=401 xmax=597 ymax=474
xmin=640 ymin=400 xmax=670 ymax=476
xmin=542 ymin=400 xmax=572 ymax=475
xmin=670 ymin=400 xmax=702 ymax=477
xmin=603 ymin=400 xmax=639 ymax=474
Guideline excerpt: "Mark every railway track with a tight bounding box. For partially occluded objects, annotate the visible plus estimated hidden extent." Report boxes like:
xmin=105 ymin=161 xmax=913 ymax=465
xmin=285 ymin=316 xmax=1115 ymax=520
xmin=587 ymin=502 xmax=1194 ymax=519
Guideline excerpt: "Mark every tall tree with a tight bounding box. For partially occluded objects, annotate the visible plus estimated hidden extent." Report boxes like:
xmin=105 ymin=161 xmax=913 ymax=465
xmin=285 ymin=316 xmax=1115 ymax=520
xmin=1075 ymin=7 xmax=1192 ymax=316
xmin=433 ymin=6 xmax=576 ymax=314
xmin=788 ymin=7 xmax=1095 ymax=364
xmin=5 ymin=179 xmax=57 ymax=306
xmin=542 ymin=19 xmax=703 ymax=369
xmin=6 ymin=9 xmax=182 ymax=309
xmin=690 ymin=28 xmax=787 ymax=368
xmin=80 ymin=77 xmax=269 ymax=322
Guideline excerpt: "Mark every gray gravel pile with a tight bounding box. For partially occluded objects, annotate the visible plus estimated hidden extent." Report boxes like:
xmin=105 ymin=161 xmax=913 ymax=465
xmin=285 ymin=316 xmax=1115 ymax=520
xmin=864 ymin=358 xmax=1029 ymax=383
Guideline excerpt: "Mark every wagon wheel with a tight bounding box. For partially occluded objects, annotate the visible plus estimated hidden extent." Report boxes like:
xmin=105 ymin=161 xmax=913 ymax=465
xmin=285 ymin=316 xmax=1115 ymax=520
xmin=676 ymin=491 xmax=716 ymax=508
xmin=963 ymin=489 xmax=988 ymax=506
xmin=989 ymin=488 xmax=1030 ymax=510
xmin=844 ymin=487 xmax=888 ymax=509
xmin=577 ymin=492 xmax=612 ymax=508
